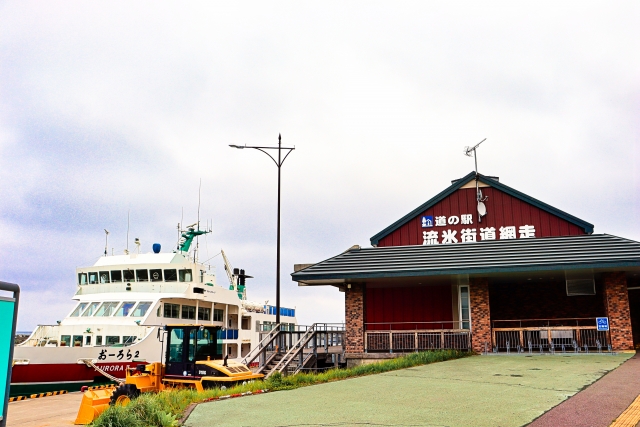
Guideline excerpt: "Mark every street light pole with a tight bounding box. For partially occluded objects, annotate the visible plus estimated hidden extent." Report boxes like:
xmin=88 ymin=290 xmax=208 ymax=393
xmin=230 ymin=134 xmax=295 ymax=326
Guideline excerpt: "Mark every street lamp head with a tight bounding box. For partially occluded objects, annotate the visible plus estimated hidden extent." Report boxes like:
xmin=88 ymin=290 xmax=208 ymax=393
xmin=229 ymin=144 xmax=245 ymax=149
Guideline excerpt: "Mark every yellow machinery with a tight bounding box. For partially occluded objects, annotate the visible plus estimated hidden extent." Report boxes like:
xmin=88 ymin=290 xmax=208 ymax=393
xmin=75 ymin=325 xmax=263 ymax=425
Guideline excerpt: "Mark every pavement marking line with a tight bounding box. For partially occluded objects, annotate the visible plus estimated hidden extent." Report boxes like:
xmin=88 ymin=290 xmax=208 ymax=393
xmin=609 ymin=394 xmax=640 ymax=427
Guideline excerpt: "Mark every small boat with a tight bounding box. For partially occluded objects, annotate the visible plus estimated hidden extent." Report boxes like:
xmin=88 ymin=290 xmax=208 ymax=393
xmin=11 ymin=226 xmax=297 ymax=396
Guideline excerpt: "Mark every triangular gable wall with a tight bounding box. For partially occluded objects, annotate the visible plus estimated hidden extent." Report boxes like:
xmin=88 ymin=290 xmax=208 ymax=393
xmin=371 ymin=172 xmax=594 ymax=247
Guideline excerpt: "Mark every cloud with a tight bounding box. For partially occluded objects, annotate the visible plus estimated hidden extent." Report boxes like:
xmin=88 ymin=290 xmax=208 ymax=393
xmin=1 ymin=1 xmax=639 ymax=329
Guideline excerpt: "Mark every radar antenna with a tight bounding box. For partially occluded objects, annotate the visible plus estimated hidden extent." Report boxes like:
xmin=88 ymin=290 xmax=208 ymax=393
xmin=463 ymin=138 xmax=488 ymax=222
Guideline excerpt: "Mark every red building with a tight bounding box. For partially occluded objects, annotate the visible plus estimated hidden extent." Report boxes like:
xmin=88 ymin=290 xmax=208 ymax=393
xmin=292 ymin=172 xmax=640 ymax=365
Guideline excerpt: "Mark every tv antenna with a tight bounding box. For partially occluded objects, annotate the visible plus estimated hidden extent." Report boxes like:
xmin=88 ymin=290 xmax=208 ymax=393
xmin=464 ymin=138 xmax=488 ymax=222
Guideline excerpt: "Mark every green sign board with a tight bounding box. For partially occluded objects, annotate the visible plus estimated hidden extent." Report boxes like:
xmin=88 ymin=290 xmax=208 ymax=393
xmin=0 ymin=299 xmax=15 ymax=423
xmin=0 ymin=281 xmax=19 ymax=427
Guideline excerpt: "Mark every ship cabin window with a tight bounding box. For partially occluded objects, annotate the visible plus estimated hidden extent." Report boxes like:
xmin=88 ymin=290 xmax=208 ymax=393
xmin=164 ymin=269 xmax=177 ymax=282
xmin=88 ymin=272 xmax=99 ymax=284
xmin=70 ymin=302 xmax=88 ymax=317
xmin=123 ymin=336 xmax=137 ymax=345
xmin=110 ymin=270 xmax=122 ymax=282
xmin=96 ymin=336 xmax=103 ymax=346
xmin=150 ymin=269 xmax=163 ymax=282
xmin=85 ymin=335 xmax=91 ymax=346
xmin=96 ymin=301 xmax=119 ymax=317
xmin=82 ymin=302 xmax=101 ymax=317
xmin=61 ymin=335 xmax=71 ymax=346
xmin=198 ymin=307 xmax=211 ymax=321
xmin=123 ymin=270 xmax=135 ymax=282
xmin=213 ymin=308 xmax=224 ymax=322
xmin=106 ymin=336 xmax=120 ymax=345
xmin=78 ymin=273 xmax=87 ymax=285
xmin=164 ymin=303 xmax=180 ymax=318
xmin=179 ymin=269 xmax=192 ymax=282
xmin=200 ymin=270 xmax=204 ymax=283
xmin=99 ymin=271 xmax=110 ymax=284
xmin=182 ymin=305 xmax=196 ymax=320
xmin=132 ymin=301 xmax=152 ymax=317
xmin=115 ymin=301 xmax=136 ymax=317
xmin=136 ymin=269 xmax=149 ymax=282
xmin=241 ymin=316 xmax=250 ymax=330
xmin=72 ymin=335 xmax=83 ymax=346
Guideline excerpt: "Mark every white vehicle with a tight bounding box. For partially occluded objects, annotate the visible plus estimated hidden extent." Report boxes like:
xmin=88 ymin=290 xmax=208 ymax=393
xmin=11 ymin=227 xmax=296 ymax=396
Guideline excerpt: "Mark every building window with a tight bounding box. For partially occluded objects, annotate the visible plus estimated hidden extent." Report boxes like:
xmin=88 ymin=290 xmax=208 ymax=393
xmin=213 ymin=309 xmax=224 ymax=322
xmin=164 ymin=303 xmax=180 ymax=318
xmin=459 ymin=285 xmax=470 ymax=330
xmin=182 ymin=305 xmax=196 ymax=320
xmin=198 ymin=307 xmax=211 ymax=321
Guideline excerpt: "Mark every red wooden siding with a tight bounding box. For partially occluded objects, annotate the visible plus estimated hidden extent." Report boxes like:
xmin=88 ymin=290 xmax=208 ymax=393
xmin=365 ymin=285 xmax=453 ymax=330
xmin=378 ymin=187 xmax=585 ymax=247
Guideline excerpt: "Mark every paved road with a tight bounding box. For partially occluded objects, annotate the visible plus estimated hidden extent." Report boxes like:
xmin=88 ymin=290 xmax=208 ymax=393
xmin=6 ymin=392 xmax=83 ymax=427
xmin=186 ymin=353 xmax=633 ymax=427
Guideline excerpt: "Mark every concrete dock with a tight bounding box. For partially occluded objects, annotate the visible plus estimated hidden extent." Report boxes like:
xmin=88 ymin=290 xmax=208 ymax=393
xmin=6 ymin=392 xmax=83 ymax=427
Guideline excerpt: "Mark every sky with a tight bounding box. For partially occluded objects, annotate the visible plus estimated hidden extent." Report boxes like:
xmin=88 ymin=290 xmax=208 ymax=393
xmin=0 ymin=1 xmax=638 ymax=331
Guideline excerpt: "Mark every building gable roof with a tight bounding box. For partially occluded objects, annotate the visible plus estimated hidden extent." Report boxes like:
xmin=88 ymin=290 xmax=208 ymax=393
xmin=370 ymin=171 xmax=594 ymax=246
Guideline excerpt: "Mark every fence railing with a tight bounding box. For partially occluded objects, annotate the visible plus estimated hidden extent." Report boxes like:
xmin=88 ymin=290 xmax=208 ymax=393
xmin=365 ymin=330 xmax=471 ymax=352
xmin=492 ymin=326 xmax=610 ymax=352
xmin=365 ymin=320 xmax=468 ymax=331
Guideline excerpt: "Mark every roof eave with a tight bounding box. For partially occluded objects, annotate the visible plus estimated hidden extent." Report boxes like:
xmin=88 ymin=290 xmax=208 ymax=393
xmin=292 ymin=260 xmax=640 ymax=283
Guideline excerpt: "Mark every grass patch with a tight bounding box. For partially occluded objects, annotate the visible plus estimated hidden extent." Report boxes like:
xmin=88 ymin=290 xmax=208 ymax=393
xmin=91 ymin=349 xmax=470 ymax=426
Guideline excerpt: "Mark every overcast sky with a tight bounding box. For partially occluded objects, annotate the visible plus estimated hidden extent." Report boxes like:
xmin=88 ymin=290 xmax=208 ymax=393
xmin=1 ymin=1 xmax=638 ymax=331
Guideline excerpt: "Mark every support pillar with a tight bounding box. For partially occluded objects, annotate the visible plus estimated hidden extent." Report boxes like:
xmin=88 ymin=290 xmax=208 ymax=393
xmin=345 ymin=284 xmax=364 ymax=353
xmin=604 ymin=272 xmax=633 ymax=351
xmin=470 ymin=277 xmax=491 ymax=353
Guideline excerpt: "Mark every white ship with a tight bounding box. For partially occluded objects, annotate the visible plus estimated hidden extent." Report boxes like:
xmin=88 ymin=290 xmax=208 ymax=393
xmin=11 ymin=226 xmax=297 ymax=396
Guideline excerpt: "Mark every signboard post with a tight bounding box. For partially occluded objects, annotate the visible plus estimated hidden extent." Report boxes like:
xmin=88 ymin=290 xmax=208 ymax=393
xmin=0 ymin=281 xmax=19 ymax=427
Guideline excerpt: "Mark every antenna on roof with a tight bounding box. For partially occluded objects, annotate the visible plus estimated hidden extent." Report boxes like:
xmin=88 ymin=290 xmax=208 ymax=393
xmin=125 ymin=210 xmax=130 ymax=255
xmin=104 ymin=229 xmax=110 ymax=256
xmin=464 ymin=138 xmax=488 ymax=223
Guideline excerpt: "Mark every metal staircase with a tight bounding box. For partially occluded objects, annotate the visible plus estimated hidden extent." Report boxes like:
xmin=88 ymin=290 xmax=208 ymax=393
xmin=265 ymin=324 xmax=318 ymax=378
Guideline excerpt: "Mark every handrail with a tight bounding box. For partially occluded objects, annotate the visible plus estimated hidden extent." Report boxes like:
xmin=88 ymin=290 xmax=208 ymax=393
xmin=242 ymin=323 xmax=281 ymax=366
xmin=268 ymin=323 xmax=317 ymax=377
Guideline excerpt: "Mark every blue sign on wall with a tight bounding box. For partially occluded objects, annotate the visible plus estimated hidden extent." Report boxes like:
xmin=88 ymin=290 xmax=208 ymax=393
xmin=421 ymin=216 xmax=434 ymax=228
xmin=596 ymin=317 xmax=609 ymax=331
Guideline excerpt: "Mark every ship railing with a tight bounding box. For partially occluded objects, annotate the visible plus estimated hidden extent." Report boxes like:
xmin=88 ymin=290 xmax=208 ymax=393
xmin=364 ymin=321 xmax=471 ymax=353
xmin=19 ymin=324 xmax=60 ymax=347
